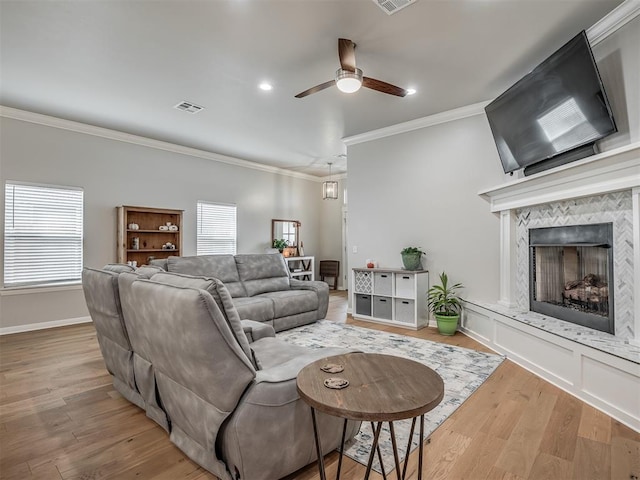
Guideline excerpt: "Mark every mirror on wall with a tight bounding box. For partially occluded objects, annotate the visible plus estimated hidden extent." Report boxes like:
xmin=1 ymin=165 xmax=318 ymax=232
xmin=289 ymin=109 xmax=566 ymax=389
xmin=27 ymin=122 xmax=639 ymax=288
xmin=271 ymin=219 xmax=300 ymax=250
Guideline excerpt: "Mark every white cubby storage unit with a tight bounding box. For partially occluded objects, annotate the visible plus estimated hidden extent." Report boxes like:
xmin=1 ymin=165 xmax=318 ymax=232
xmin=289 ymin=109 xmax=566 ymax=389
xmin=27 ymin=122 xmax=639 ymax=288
xmin=352 ymin=268 xmax=429 ymax=330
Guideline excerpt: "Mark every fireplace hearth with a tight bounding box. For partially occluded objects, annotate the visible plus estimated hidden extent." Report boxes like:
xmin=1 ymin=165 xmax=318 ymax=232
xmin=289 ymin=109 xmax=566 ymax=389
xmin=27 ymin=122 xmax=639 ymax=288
xmin=529 ymin=223 xmax=614 ymax=334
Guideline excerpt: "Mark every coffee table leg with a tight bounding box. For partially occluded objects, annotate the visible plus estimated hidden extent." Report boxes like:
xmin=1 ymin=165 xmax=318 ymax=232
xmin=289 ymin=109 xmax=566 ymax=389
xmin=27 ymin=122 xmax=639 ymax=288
xmin=336 ymin=418 xmax=348 ymax=480
xmin=364 ymin=421 xmax=383 ymax=480
xmin=402 ymin=417 xmax=417 ymax=480
xmin=389 ymin=422 xmax=402 ymax=480
xmin=310 ymin=407 xmax=327 ymax=480
xmin=371 ymin=422 xmax=387 ymax=480
xmin=418 ymin=414 xmax=425 ymax=480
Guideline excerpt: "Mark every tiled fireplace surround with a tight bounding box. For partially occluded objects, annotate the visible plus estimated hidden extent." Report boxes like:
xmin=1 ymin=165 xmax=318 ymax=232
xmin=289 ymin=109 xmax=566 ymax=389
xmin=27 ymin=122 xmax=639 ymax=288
xmin=461 ymin=143 xmax=640 ymax=431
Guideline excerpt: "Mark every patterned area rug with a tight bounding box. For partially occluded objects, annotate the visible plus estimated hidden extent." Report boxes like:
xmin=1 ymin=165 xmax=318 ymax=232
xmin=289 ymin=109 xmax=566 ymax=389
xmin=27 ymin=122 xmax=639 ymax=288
xmin=278 ymin=320 xmax=505 ymax=473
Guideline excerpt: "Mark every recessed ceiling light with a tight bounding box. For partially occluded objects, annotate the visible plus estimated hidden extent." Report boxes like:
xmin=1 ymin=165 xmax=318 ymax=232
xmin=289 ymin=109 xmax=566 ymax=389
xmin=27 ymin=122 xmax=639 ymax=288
xmin=406 ymin=88 xmax=417 ymax=96
xmin=259 ymin=82 xmax=273 ymax=91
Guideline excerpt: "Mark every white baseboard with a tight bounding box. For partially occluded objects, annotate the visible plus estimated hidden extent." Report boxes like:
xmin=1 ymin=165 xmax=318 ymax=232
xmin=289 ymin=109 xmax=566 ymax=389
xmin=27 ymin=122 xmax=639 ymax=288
xmin=0 ymin=316 xmax=92 ymax=335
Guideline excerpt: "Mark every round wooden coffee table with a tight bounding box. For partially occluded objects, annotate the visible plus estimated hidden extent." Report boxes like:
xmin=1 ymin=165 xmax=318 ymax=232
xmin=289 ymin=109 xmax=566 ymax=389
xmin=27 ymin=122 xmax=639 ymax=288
xmin=297 ymin=352 xmax=444 ymax=480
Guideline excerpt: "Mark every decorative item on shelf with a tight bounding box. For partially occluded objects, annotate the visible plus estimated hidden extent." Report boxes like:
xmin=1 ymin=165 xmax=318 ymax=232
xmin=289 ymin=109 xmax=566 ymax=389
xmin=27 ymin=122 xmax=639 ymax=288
xmin=283 ymin=246 xmax=297 ymax=258
xmin=322 ymin=162 xmax=339 ymax=200
xmin=401 ymin=246 xmax=425 ymax=270
xmin=131 ymin=237 xmax=140 ymax=250
xmin=298 ymin=241 xmax=305 ymax=257
xmin=427 ymin=271 xmax=464 ymax=336
xmin=366 ymin=259 xmax=375 ymax=269
xmin=169 ymin=224 xmax=178 ymax=231
xmin=127 ymin=260 xmax=138 ymax=267
xmin=159 ymin=225 xmax=169 ymax=231
xmin=272 ymin=238 xmax=288 ymax=253
xmin=128 ymin=223 xmax=139 ymax=230
xmin=162 ymin=242 xmax=176 ymax=250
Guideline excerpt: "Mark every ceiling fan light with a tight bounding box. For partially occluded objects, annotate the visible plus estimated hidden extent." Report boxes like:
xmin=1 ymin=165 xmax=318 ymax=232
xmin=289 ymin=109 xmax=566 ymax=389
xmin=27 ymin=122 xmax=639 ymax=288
xmin=335 ymin=68 xmax=363 ymax=93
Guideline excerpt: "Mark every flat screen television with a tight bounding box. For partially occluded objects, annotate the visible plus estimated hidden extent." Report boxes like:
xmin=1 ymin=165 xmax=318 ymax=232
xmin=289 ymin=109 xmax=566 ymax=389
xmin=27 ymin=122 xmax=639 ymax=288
xmin=485 ymin=30 xmax=616 ymax=176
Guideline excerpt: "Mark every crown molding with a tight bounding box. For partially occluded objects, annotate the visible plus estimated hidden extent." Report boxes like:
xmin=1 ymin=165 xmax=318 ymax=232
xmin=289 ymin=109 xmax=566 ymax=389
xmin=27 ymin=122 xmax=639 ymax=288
xmin=343 ymin=0 xmax=638 ymax=148
xmin=0 ymin=106 xmax=323 ymax=182
xmin=342 ymin=101 xmax=490 ymax=146
xmin=587 ymin=0 xmax=640 ymax=46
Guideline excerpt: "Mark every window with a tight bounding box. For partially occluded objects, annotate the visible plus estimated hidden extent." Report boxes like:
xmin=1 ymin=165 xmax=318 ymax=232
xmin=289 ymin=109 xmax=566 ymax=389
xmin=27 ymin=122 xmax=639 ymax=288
xmin=197 ymin=201 xmax=236 ymax=255
xmin=4 ymin=182 xmax=84 ymax=288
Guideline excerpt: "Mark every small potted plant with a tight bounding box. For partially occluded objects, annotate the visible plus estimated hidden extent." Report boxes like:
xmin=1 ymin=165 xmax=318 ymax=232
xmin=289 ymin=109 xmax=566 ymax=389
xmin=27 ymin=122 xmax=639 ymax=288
xmin=427 ymin=272 xmax=464 ymax=335
xmin=401 ymin=247 xmax=425 ymax=270
xmin=272 ymin=239 xmax=288 ymax=253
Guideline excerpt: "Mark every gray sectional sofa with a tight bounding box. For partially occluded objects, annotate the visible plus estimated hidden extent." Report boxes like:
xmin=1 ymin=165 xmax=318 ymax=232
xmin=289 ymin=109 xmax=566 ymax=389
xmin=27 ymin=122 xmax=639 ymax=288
xmin=82 ymin=256 xmax=358 ymax=480
xmin=151 ymin=253 xmax=329 ymax=331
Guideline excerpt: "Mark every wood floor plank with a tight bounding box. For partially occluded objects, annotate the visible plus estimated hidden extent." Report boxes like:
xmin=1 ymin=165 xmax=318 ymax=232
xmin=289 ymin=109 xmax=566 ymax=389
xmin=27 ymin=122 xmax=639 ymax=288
xmin=572 ymin=437 xmax=611 ymax=480
xmin=494 ymin=390 xmax=558 ymax=478
xmin=610 ymin=435 xmax=640 ymax=480
xmin=578 ymin=403 xmax=613 ymax=443
xmin=1 ymin=290 xmax=638 ymax=480
xmin=528 ymin=452 xmax=573 ymax=479
xmin=538 ymin=391 xmax=582 ymax=460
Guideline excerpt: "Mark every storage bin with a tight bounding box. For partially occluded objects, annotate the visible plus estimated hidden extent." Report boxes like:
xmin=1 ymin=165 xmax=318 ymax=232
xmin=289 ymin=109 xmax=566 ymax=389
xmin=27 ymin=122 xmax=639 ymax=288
xmin=373 ymin=296 xmax=392 ymax=320
xmin=354 ymin=271 xmax=372 ymax=294
xmin=395 ymin=298 xmax=415 ymax=324
xmin=374 ymin=272 xmax=393 ymax=296
xmin=355 ymin=294 xmax=372 ymax=316
xmin=395 ymin=273 xmax=415 ymax=298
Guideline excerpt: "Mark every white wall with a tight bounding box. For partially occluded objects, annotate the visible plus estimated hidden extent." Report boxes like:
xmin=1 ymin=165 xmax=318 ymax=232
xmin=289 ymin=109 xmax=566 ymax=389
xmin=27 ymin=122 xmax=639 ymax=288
xmin=595 ymin=15 xmax=640 ymax=151
xmin=318 ymin=177 xmax=347 ymax=288
xmin=0 ymin=115 xmax=340 ymax=329
xmin=346 ymin=14 xmax=639 ymax=309
xmin=347 ymin=114 xmax=506 ymax=303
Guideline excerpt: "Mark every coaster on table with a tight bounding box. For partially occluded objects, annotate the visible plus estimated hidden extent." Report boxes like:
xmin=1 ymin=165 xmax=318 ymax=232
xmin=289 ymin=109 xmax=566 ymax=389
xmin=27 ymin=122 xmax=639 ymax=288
xmin=320 ymin=363 xmax=344 ymax=374
xmin=324 ymin=377 xmax=349 ymax=389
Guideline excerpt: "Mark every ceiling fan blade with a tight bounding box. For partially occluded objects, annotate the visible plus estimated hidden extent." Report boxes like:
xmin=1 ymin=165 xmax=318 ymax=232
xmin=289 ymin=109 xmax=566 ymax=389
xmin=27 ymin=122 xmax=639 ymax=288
xmin=295 ymin=80 xmax=336 ymax=98
xmin=362 ymin=77 xmax=407 ymax=97
xmin=338 ymin=38 xmax=357 ymax=72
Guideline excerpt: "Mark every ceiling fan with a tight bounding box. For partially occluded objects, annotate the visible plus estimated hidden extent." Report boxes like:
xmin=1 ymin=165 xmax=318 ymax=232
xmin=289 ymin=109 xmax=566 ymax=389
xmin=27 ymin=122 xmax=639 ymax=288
xmin=295 ymin=38 xmax=408 ymax=99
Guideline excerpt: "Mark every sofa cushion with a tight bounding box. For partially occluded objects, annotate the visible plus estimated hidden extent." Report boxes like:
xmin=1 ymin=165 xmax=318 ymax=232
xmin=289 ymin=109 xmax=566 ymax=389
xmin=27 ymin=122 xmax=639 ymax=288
xmin=257 ymin=290 xmax=318 ymax=318
xmin=235 ymin=254 xmax=290 ymax=296
xmin=233 ymin=297 xmax=275 ymax=323
xmin=167 ymin=255 xmax=247 ymax=298
xmin=103 ymin=263 xmax=135 ymax=274
xmin=149 ymin=272 xmax=254 ymax=366
xmin=148 ymin=258 xmax=168 ymax=270
xmin=134 ymin=265 xmax=165 ymax=279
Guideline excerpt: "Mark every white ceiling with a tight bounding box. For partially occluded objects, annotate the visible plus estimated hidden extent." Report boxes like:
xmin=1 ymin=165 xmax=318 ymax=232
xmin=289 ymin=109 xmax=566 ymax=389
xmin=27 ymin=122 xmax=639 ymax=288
xmin=0 ymin=0 xmax=624 ymax=177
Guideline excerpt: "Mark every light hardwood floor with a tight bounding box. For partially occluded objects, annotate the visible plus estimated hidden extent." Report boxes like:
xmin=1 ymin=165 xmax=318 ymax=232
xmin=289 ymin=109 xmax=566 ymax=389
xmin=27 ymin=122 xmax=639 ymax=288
xmin=1 ymin=291 xmax=638 ymax=479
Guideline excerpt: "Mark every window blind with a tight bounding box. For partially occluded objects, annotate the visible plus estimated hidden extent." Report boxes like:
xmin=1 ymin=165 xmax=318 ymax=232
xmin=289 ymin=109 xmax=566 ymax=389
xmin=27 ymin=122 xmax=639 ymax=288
xmin=197 ymin=201 xmax=237 ymax=255
xmin=4 ymin=182 xmax=84 ymax=287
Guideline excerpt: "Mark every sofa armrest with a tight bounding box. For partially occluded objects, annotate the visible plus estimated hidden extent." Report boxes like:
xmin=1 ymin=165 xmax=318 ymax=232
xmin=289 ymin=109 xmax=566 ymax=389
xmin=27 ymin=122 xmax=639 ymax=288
xmin=241 ymin=320 xmax=275 ymax=343
xmin=289 ymin=279 xmax=329 ymax=319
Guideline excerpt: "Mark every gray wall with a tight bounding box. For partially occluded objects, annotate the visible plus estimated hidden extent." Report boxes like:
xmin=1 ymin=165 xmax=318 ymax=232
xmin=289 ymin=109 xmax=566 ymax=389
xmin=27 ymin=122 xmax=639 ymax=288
xmin=347 ymin=114 xmax=505 ymax=303
xmin=346 ymin=16 xmax=639 ymax=306
xmin=318 ymin=177 xmax=347 ymax=289
xmin=0 ymin=117 xmax=338 ymax=329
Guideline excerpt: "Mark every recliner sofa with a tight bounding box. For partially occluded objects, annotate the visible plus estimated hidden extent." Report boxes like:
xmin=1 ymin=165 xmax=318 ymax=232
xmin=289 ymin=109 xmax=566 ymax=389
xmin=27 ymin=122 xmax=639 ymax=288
xmin=151 ymin=253 xmax=329 ymax=331
xmin=82 ymin=261 xmax=360 ymax=479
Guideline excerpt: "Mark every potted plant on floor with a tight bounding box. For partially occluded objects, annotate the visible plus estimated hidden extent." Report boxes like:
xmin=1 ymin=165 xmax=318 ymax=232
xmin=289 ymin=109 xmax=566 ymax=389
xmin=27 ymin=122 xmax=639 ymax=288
xmin=401 ymin=246 xmax=425 ymax=270
xmin=428 ymin=271 xmax=464 ymax=335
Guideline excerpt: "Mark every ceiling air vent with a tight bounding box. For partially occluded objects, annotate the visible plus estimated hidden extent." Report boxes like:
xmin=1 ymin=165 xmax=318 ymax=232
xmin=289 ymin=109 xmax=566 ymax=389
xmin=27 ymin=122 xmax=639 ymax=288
xmin=174 ymin=101 xmax=204 ymax=114
xmin=372 ymin=0 xmax=417 ymax=15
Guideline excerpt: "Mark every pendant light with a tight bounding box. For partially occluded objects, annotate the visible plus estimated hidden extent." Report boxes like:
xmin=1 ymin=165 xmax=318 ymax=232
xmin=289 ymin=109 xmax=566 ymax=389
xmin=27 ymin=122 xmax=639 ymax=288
xmin=322 ymin=162 xmax=338 ymax=200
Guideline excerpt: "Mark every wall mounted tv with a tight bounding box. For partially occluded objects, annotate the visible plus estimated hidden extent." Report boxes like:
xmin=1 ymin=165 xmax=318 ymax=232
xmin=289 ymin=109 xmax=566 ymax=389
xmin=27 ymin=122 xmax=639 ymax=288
xmin=485 ymin=30 xmax=616 ymax=176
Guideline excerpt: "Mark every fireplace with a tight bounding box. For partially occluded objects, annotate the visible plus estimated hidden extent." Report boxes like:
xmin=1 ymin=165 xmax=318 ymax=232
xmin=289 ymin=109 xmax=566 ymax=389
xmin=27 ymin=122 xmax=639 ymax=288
xmin=529 ymin=223 xmax=614 ymax=334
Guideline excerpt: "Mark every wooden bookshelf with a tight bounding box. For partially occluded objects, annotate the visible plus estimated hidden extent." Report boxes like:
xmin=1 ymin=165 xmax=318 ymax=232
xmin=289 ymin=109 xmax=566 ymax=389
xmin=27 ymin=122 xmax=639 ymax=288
xmin=116 ymin=205 xmax=183 ymax=265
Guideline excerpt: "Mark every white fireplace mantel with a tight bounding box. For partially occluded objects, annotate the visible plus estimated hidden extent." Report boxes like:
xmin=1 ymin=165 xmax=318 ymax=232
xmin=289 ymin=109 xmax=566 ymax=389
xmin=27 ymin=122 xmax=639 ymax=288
xmin=478 ymin=141 xmax=640 ymax=341
xmin=479 ymin=142 xmax=640 ymax=212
